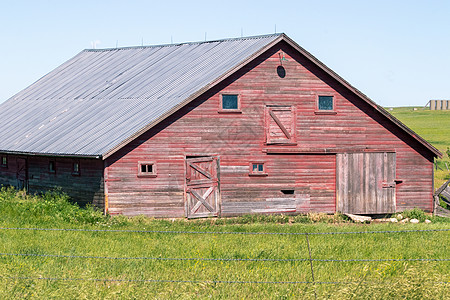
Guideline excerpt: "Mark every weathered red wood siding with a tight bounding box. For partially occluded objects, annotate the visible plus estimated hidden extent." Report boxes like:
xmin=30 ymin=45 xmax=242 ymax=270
xmin=0 ymin=155 xmax=20 ymax=188
xmin=0 ymin=155 xmax=104 ymax=207
xmin=105 ymin=41 xmax=434 ymax=216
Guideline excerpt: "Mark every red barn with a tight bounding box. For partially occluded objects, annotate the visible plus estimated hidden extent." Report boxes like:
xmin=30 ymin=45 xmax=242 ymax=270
xmin=0 ymin=34 xmax=441 ymax=217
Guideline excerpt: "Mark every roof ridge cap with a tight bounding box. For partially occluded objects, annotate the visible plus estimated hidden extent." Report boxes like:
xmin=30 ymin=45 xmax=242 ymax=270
xmin=83 ymin=33 xmax=284 ymax=52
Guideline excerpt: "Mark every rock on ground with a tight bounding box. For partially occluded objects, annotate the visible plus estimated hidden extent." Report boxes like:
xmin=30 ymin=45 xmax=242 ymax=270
xmin=345 ymin=213 xmax=372 ymax=223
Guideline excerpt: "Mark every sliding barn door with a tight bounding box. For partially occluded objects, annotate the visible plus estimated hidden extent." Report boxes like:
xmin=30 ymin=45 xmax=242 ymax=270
xmin=337 ymin=152 xmax=396 ymax=214
xmin=185 ymin=156 xmax=220 ymax=218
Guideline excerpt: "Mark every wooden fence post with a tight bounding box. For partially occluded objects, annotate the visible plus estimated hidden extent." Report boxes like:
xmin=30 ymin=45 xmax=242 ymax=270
xmin=305 ymin=233 xmax=317 ymax=300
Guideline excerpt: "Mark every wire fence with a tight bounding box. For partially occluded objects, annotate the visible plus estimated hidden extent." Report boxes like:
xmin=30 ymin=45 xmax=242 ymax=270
xmin=1 ymin=226 xmax=448 ymax=235
xmin=0 ymin=226 xmax=448 ymax=293
xmin=0 ymin=276 xmax=353 ymax=285
xmin=2 ymin=276 xmax=446 ymax=286
xmin=1 ymin=252 xmax=448 ymax=262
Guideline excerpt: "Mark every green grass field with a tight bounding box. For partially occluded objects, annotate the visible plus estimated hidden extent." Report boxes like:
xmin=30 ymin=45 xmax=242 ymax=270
xmin=387 ymin=106 xmax=450 ymax=187
xmin=0 ymin=189 xmax=448 ymax=299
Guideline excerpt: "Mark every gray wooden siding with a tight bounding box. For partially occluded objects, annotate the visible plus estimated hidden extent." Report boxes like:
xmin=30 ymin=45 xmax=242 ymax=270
xmin=337 ymin=152 xmax=396 ymax=214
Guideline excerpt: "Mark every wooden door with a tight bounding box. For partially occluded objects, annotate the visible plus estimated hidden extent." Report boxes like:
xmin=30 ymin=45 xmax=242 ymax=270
xmin=265 ymin=106 xmax=296 ymax=144
xmin=337 ymin=152 xmax=396 ymax=214
xmin=185 ymin=156 xmax=220 ymax=218
xmin=16 ymin=158 xmax=28 ymax=190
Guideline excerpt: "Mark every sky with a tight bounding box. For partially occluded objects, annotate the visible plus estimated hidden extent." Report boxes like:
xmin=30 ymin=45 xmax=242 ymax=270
xmin=0 ymin=0 xmax=449 ymax=107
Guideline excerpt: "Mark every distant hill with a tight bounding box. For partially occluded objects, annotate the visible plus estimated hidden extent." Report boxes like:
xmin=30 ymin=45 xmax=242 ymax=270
xmin=387 ymin=107 xmax=450 ymax=187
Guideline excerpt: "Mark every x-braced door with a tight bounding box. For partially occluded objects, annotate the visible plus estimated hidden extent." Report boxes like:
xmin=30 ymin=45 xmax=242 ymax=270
xmin=265 ymin=105 xmax=296 ymax=144
xmin=185 ymin=156 xmax=220 ymax=218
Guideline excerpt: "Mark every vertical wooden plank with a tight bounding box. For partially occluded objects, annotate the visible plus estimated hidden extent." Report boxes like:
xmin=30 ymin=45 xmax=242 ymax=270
xmin=337 ymin=153 xmax=349 ymax=213
xmin=348 ymin=154 xmax=354 ymax=213
xmin=369 ymin=153 xmax=377 ymax=214
xmin=382 ymin=152 xmax=388 ymax=212
xmin=215 ymin=156 xmax=221 ymax=216
xmin=343 ymin=153 xmax=349 ymax=213
xmin=379 ymin=153 xmax=385 ymax=212
xmin=357 ymin=153 xmax=364 ymax=213
xmin=354 ymin=153 xmax=363 ymax=213
xmin=349 ymin=153 xmax=355 ymax=213
xmin=392 ymin=153 xmax=397 ymax=212
xmin=388 ymin=153 xmax=396 ymax=212
xmin=363 ymin=153 xmax=370 ymax=213
xmin=336 ymin=154 xmax=342 ymax=212
xmin=372 ymin=153 xmax=378 ymax=213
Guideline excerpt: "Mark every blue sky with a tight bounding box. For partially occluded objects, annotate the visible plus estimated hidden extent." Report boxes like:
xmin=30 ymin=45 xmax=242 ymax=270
xmin=0 ymin=0 xmax=449 ymax=106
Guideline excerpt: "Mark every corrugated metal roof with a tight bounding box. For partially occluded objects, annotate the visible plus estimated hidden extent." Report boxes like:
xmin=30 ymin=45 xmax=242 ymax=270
xmin=0 ymin=33 xmax=441 ymax=159
xmin=0 ymin=34 xmax=282 ymax=157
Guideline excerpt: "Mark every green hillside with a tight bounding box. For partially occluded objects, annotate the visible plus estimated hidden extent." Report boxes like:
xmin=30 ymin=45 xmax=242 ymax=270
xmin=387 ymin=107 xmax=450 ymax=187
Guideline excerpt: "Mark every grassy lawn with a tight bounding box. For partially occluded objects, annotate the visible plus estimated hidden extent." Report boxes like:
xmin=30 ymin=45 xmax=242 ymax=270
xmin=0 ymin=189 xmax=448 ymax=299
xmin=387 ymin=106 xmax=450 ymax=187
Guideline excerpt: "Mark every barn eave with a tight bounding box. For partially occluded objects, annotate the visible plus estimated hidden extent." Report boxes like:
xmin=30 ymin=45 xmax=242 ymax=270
xmin=0 ymin=149 xmax=101 ymax=159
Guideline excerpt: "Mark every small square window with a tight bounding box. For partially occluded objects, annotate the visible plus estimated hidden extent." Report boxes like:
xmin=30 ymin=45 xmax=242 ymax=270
xmin=318 ymin=96 xmax=334 ymax=110
xmin=138 ymin=161 xmax=156 ymax=177
xmin=1 ymin=156 xmax=7 ymax=167
xmin=253 ymin=163 xmax=264 ymax=172
xmin=49 ymin=161 xmax=55 ymax=173
xmin=72 ymin=162 xmax=80 ymax=176
xmin=219 ymin=94 xmax=241 ymax=113
xmin=222 ymin=94 xmax=238 ymax=109
xmin=141 ymin=164 xmax=152 ymax=173
xmin=249 ymin=162 xmax=268 ymax=176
